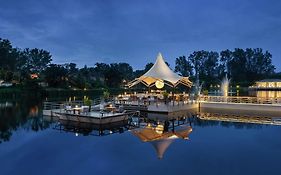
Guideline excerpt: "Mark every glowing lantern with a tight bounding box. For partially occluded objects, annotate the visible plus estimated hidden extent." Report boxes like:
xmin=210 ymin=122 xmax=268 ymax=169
xmin=155 ymin=80 xmax=164 ymax=89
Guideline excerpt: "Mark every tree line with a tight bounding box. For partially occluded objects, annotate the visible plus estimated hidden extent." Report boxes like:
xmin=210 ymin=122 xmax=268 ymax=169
xmin=176 ymin=49 xmax=277 ymax=88
xmin=0 ymin=38 xmax=279 ymax=90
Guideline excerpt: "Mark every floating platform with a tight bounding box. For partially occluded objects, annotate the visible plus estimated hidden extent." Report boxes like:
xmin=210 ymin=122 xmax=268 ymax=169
xmin=43 ymin=105 xmax=139 ymax=125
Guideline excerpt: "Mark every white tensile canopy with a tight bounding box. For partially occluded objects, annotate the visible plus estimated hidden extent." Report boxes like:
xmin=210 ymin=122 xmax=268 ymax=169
xmin=127 ymin=53 xmax=192 ymax=88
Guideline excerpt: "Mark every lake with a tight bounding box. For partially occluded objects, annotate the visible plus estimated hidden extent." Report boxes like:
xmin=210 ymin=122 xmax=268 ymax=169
xmin=1 ymin=95 xmax=281 ymax=175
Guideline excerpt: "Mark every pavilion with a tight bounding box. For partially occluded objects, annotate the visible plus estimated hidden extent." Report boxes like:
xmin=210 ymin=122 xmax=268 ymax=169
xmin=127 ymin=53 xmax=192 ymax=89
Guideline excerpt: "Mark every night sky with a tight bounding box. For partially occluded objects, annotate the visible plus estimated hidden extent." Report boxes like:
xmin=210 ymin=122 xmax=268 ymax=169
xmin=0 ymin=0 xmax=280 ymax=71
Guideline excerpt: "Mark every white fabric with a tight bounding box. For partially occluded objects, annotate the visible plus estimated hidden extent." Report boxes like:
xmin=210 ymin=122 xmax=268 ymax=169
xmin=128 ymin=53 xmax=192 ymax=88
xmin=142 ymin=53 xmax=182 ymax=84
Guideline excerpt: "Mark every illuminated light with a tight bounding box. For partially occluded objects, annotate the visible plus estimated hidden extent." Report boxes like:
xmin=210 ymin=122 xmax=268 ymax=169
xmin=155 ymin=80 xmax=164 ymax=89
xmin=30 ymin=73 xmax=39 ymax=79
xmin=75 ymin=133 xmax=79 ymax=137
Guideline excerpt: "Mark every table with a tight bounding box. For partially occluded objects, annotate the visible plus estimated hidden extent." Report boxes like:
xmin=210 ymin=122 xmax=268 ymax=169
xmin=72 ymin=107 xmax=82 ymax=114
xmin=105 ymin=106 xmax=117 ymax=113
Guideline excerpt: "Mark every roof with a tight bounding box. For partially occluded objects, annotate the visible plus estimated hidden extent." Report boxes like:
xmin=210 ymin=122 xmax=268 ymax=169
xmin=256 ymin=79 xmax=281 ymax=83
xmin=127 ymin=53 xmax=192 ymax=88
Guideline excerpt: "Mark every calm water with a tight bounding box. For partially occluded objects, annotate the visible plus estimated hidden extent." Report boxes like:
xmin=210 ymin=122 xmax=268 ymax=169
xmin=1 ymin=96 xmax=281 ymax=175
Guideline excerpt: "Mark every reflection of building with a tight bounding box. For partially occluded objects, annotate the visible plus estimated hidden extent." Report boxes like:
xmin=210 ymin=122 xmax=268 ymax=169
xmin=250 ymin=79 xmax=281 ymax=90
xmin=48 ymin=118 xmax=135 ymax=137
xmin=132 ymin=125 xmax=192 ymax=159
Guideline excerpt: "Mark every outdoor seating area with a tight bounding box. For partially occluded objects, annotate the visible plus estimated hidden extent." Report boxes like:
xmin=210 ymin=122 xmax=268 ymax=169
xmin=116 ymin=92 xmax=192 ymax=106
xmin=43 ymin=101 xmax=125 ymax=118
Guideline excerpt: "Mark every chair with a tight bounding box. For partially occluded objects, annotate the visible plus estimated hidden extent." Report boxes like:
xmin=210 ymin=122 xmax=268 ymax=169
xmin=65 ymin=105 xmax=72 ymax=113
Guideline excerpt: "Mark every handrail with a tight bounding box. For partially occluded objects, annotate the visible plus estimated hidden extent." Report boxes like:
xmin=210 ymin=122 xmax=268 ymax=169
xmin=199 ymin=96 xmax=281 ymax=105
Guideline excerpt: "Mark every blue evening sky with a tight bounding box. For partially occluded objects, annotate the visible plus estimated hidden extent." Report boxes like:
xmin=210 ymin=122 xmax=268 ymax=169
xmin=0 ymin=0 xmax=280 ymax=71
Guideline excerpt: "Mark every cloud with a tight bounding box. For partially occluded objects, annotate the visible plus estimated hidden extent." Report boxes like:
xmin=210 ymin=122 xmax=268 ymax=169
xmin=0 ymin=0 xmax=280 ymax=70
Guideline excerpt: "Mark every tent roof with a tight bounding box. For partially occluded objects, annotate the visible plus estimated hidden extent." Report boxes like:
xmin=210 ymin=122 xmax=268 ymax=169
xmin=143 ymin=53 xmax=182 ymax=84
xmin=127 ymin=53 xmax=192 ymax=88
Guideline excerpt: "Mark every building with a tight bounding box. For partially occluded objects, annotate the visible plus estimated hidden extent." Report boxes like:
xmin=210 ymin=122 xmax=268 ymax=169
xmin=250 ymin=79 xmax=281 ymax=90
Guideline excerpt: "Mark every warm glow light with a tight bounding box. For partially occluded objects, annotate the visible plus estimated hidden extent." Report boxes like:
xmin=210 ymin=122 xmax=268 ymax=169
xmin=30 ymin=74 xmax=38 ymax=79
xmin=155 ymin=80 xmax=164 ymax=89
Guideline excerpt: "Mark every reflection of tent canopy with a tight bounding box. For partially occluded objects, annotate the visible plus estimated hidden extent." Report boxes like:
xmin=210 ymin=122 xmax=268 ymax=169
xmin=127 ymin=53 xmax=192 ymax=88
xmin=132 ymin=126 xmax=192 ymax=159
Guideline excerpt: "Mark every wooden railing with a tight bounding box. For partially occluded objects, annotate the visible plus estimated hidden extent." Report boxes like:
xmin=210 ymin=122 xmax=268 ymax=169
xmin=199 ymin=96 xmax=281 ymax=105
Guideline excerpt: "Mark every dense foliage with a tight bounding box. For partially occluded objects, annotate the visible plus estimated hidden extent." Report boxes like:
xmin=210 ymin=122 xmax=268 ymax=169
xmin=0 ymin=38 xmax=279 ymax=90
xmin=175 ymin=49 xmax=277 ymax=87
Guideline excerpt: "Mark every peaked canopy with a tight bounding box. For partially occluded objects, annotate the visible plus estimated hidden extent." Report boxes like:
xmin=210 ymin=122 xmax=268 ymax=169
xmin=127 ymin=53 xmax=192 ymax=88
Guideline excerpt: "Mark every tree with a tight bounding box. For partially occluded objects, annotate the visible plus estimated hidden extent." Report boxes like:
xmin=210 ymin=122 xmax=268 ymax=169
xmin=202 ymin=51 xmax=219 ymax=87
xmin=175 ymin=55 xmax=193 ymax=77
xmin=188 ymin=50 xmax=208 ymax=82
xmin=0 ymin=38 xmax=18 ymax=71
xmin=133 ymin=62 xmax=153 ymax=78
xmin=21 ymin=48 xmax=52 ymax=74
xmin=0 ymin=38 xmax=19 ymax=81
xmin=116 ymin=63 xmax=133 ymax=80
xmin=220 ymin=49 xmax=232 ymax=76
xmin=219 ymin=48 xmax=275 ymax=85
xmin=44 ymin=64 xmax=68 ymax=87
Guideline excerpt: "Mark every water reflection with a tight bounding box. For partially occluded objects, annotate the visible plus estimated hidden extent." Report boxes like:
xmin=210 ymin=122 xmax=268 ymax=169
xmin=0 ymin=96 xmax=50 ymax=143
xmin=133 ymin=124 xmax=192 ymax=159
xmin=51 ymin=119 xmax=137 ymax=137
xmin=1 ymin=96 xmax=281 ymax=146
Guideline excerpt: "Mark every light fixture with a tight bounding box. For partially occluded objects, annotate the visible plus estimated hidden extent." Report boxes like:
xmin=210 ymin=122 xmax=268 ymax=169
xmin=155 ymin=80 xmax=164 ymax=89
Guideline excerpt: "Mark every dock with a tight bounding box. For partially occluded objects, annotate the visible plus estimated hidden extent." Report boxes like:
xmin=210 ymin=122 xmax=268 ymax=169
xmin=43 ymin=102 xmax=139 ymax=125
xmin=115 ymin=99 xmax=198 ymax=113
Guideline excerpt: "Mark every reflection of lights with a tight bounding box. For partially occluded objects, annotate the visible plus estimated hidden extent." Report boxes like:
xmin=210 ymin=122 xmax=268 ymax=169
xmin=155 ymin=124 xmax=164 ymax=134
xmin=29 ymin=106 xmax=39 ymax=117
xmin=155 ymin=80 xmax=164 ymax=89
xmin=75 ymin=133 xmax=79 ymax=136
xmin=109 ymin=130 xmax=113 ymax=134
xmin=169 ymin=135 xmax=179 ymax=139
